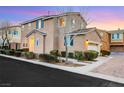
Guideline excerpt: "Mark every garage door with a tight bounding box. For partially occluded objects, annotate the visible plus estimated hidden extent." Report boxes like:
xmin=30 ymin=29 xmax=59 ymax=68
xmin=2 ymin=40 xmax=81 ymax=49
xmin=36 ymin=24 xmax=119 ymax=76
xmin=88 ymin=44 xmax=99 ymax=52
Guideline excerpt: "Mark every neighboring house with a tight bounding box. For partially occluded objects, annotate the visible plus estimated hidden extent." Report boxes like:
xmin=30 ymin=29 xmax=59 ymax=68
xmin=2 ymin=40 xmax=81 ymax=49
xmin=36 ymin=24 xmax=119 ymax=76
xmin=96 ymin=29 xmax=110 ymax=51
xmin=108 ymin=29 xmax=124 ymax=52
xmin=20 ymin=12 xmax=102 ymax=54
xmin=0 ymin=25 xmax=21 ymax=49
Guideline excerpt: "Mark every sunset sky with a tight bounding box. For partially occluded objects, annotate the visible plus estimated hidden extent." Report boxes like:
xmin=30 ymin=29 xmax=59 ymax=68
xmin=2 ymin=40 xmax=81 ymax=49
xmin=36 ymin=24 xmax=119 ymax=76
xmin=0 ymin=6 xmax=124 ymax=30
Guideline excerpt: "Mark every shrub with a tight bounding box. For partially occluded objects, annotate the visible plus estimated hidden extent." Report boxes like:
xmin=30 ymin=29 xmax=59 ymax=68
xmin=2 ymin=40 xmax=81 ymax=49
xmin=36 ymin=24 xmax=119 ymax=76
xmin=0 ymin=49 xmax=5 ymax=54
xmin=74 ymin=51 xmax=84 ymax=61
xmin=4 ymin=49 xmax=14 ymax=55
xmin=14 ymin=51 xmax=21 ymax=57
xmin=17 ymin=48 xmax=29 ymax=52
xmin=61 ymin=51 xmax=66 ymax=57
xmin=21 ymin=52 xmax=26 ymax=57
xmin=84 ymin=50 xmax=99 ymax=61
xmin=50 ymin=50 xmax=60 ymax=57
xmin=25 ymin=52 xmax=35 ymax=59
xmin=68 ymin=52 xmax=74 ymax=58
xmin=39 ymin=54 xmax=58 ymax=62
xmin=101 ymin=50 xmax=111 ymax=56
xmin=2 ymin=46 xmax=9 ymax=49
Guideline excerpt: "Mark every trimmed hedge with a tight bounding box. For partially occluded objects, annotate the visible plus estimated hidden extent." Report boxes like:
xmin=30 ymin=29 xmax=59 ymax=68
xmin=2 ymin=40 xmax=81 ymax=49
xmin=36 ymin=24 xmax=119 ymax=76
xmin=14 ymin=51 xmax=22 ymax=57
xmin=25 ymin=52 xmax=35 ymax=59
xmin=68 ymin=52 xmax=74 ymax=58
xmin=17 ymin=48 xmax=29 ymax=52
xmin=84 ymin=50 xmax=99 ymax=61
xmin=74 ymin=51 xmax=84 ymax=61
xmin=61 ymin=51 xmax=66 ymax=57
xmin=0 ymin=49 xmax=5 ymax=54
xmin=101 ymin=50 xmax=110 ymax=56
xmin=50 ymin=50 xmax=60 ymax=57
xmin=39 ymin=54 xmax=59 ymax=62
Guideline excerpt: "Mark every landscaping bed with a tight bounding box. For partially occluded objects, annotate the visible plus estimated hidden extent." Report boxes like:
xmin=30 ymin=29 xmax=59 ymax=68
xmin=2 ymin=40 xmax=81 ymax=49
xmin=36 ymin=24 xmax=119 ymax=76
xmin=0 ymin=49 xmax=109 ymax=67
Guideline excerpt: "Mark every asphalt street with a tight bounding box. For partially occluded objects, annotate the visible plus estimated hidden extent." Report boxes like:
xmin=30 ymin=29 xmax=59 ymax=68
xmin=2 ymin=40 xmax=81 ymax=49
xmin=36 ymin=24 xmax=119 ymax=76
xmin=0 ymin=56 xmax=123 ymax=87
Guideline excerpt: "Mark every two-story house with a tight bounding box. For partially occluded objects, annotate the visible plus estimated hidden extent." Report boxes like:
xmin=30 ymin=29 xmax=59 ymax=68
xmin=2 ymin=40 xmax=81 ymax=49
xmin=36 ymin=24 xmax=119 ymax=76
xmin=109 ymin=29 xmax=124 ymax=52
xmin=21 ymin=12 xmax=102 ymax=54
xmin=0 ymin=25 xmax=21 ymax=49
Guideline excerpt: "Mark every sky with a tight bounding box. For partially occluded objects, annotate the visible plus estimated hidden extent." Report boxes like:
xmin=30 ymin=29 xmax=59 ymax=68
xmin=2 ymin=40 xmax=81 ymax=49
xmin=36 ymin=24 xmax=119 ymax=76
xmin=0 ymin=6 xmax=124 ymax=30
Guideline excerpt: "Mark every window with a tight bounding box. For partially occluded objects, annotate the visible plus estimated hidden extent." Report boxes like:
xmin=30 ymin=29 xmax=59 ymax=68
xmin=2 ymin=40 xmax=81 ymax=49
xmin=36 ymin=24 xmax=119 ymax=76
xmin=112 ymin=33 xmax=123 ymax=40
xmin=112 ymin=34 xmax=114 ymax=39
xmin=41 ymin=20 xmax=44 ymax=28
xmin=13 ymin=31 xmax=18 ymax=36
xmin=23 ymin=43 xmax=28 ymax=47
xmin=117 ymin=33 xmax=120 ymax=39
xmin=72 ymin=19 xmax=75 ymax=24
xmin=64 ymin=36 xmax=73 ymax=47
xmin=36 ymin=20 xmax=39 ymax=29
xmin=36 ymin=20 xmax=44 ymax=29
xmin=36 ymin=38 xmax=40 ymax=47
xmin=59 ymin=18 xmax=65 ymax=27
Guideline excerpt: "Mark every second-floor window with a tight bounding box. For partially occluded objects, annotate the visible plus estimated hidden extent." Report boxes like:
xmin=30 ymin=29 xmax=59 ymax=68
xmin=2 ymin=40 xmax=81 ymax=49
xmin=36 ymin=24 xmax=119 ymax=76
xmin=36 ymin=20 xmax=44 ymax=29
xmin=13 ymin=31 xmax=18 ymax=36
xmin=111 ymin=33 xmax=123 ymax=40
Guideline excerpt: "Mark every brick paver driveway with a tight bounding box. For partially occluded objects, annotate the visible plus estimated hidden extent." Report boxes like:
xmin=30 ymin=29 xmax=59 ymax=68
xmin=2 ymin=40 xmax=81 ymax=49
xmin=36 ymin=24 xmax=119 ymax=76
xmin=92 ymin=54 xmax=124 ymax=78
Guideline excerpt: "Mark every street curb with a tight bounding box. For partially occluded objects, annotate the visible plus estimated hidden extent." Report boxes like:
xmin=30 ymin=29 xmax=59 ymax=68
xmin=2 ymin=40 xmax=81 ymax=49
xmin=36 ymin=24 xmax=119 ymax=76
xmin=0 ymin=54 xmax=124 ymax=85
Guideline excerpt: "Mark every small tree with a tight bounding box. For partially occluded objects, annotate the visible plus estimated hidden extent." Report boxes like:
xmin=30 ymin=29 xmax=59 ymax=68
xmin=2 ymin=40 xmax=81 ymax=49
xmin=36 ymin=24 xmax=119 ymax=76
xmin=0 ymin=21 xmax=12 ymax=49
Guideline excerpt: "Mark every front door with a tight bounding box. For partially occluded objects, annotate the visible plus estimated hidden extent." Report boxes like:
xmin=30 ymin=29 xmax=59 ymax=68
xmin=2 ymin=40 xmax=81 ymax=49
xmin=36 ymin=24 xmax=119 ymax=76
xmin=29 ymin=35 xmax=35 ymax=52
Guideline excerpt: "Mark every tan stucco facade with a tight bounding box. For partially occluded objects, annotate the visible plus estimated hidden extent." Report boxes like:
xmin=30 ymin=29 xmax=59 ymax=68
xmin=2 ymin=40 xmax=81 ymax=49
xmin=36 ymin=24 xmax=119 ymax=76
xmin=21 ymin=12 xmax=102 ymax=54
xmin=59 ymin=30 xmax=101 ymax=53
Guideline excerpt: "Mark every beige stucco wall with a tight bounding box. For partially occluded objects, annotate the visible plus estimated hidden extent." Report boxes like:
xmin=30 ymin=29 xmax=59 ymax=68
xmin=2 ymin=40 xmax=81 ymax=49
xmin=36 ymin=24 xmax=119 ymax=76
xmin=21 ymin=13 xmax=87 ymax=54
xmin=58 ymin=31 xmax=101 ymax=53
xmin=0 ymin=26 xmax=21 ymax=46
xmin=9 ymin=26 xmax=21 ymax=43
xmin=27 ymin=32 xmax=44 ymax=54
xmin=21 ymin=21 xmax=36 ymax=48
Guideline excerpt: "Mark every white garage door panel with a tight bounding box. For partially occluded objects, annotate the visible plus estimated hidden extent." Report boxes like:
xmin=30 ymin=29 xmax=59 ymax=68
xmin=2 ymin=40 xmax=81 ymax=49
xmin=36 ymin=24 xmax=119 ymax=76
xmin=88 ymin=44 xmax=98 ymax=51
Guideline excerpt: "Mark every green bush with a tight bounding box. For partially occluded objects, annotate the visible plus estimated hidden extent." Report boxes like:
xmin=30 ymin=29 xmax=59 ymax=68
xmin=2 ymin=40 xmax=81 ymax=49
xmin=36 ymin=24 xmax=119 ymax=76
xmin=21 ymin=52 xmax=26 ymax=57
xmin=4 ymin=49 xmax=15 ymax=55
xmin=101 ymin=50 xmax=110 ymax=56
xmin=0 ymin=49 xmax=5 ymax=54
xmin=61 ymin=51 xmax=66 ymax=57
xmin=25 ymin=52 xmax=35 ymax=59
xmin=68 ymin=52 xmax=74 ymax=58
xmin=39 ymin=54 xmax=58 ymax=62
xmin=84 ymin=50 xmax=99 ymax=61
xmin=14 ymin=51 xmax=22 ymax=57
xmin=50 ymin=50 xmax=60 ymax=57
xmin=74 ymin=51 xmax=84 ymax=61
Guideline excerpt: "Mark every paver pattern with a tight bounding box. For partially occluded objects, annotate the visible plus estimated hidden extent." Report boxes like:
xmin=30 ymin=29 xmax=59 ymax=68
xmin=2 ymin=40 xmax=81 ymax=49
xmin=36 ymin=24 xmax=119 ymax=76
xmin=92 ymin=55 xmax=124 ymax=78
